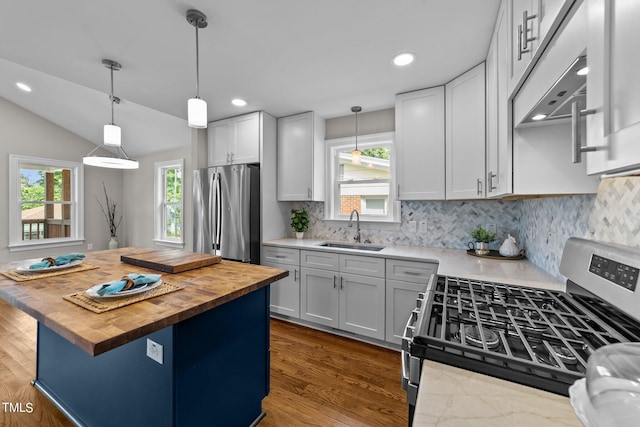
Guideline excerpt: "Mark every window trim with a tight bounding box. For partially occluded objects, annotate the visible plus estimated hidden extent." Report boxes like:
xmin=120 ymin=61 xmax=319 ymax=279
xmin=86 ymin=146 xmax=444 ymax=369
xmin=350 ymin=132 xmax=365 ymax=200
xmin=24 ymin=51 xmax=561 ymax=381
xmin=153 ymin=159 xmax=185 ymax=248
xmin=8 ymin=154 xmax=85 ymax=251
xmin=324 ymin=132 xmax=400 ymax=223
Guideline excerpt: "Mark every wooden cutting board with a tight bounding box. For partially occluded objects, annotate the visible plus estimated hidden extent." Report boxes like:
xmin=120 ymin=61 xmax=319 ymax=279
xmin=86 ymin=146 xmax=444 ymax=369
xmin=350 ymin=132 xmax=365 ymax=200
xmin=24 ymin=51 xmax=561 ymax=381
xmin=120 ymin=249 xmax=222 ymax=273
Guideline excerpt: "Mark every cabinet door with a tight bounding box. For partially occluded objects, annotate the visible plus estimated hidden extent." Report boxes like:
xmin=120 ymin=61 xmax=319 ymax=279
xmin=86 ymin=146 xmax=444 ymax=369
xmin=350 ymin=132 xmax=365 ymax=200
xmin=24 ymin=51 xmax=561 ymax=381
xmin=486 ymin=0 xmax=512 ymax=197
xmin=233 ymin=112 xmax=260 ymax=164
xmin=385 ymin=279 xmax=426 ymax=345
xmin=339 ymin=273 xmax=385 ymax=340
xmin=395 ymin=87 xmax=445 ymax=200
xmin=446 ymin=63 xmax=486 ymax=199
xmin=277 ymin=113 xmax=314 ymax=201
xmin=208 ymin=119 xmax=232 ymax=167
xmin=508 ymin=0 xmax=539 ymax=96
xmin=300 ymin=267 xmax=339 ymax=328
xmin=264 ymin=262 xmax=300 ymax=318
xmin=585 ymin=0 xmax=640 ymax=174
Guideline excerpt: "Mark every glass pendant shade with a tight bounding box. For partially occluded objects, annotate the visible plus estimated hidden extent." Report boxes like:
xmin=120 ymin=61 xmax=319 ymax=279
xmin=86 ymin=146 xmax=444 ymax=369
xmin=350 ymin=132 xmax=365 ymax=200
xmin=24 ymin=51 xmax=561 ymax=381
xmin=188 ymin=97 xmax=207 ymax=128
xmin=351 ymin=149 xmax=362 ymax=165
xmin=103 ymin=124 xmax=121 ymax=147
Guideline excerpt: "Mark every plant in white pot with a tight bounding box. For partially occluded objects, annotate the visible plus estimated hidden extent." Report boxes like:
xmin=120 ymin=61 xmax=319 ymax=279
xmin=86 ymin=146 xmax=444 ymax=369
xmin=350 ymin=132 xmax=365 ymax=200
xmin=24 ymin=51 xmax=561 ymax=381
xmin=291 ymin=208 xmax=310 ymax=239
xmin=468 ymin=226 xmax=496 ymax=255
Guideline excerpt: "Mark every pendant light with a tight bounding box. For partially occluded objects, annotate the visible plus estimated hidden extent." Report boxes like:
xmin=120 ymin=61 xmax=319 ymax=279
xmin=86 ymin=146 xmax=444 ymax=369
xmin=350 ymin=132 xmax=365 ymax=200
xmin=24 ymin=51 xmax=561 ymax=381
xmin=351 ymin=106 xmax=362 ymax=165
xmin=83 ymin=59 xmax=138 ymax=169
xmin=186 ymin=9 xmax=208 ymax=128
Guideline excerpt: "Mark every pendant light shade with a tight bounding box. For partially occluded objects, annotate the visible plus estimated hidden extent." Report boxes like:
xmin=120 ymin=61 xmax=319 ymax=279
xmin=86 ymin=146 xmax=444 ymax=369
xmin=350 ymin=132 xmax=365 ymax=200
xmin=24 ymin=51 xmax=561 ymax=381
xmin=188 ymin=97 xmax=207 ymax=128
xmin=83 ymin=59 xmax=138 ymax=169
xmin=186 ymin=9 xmax=208 ymax=129
xmin=351 ymin=106 xmax=362 ymax=165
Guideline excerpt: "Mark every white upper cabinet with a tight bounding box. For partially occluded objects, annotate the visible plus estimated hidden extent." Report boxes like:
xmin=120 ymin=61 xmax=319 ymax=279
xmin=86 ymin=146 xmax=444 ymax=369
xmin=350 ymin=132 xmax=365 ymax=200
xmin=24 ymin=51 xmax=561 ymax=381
xmin=277 ymin=112 xmax=325 ymax=201
xmin=486 ymin=0 xmax=512 ymax=197
xmin=445 ymin=63 xmax=486 ymax=200
xmin=208 ymin=112 xmax=260 ymax=166
xmin=584 ymin=0 xmax=640 ymax=175
xmin=508 ymin=0 xmax=539 ymax=96
xmin=395 ymin=87 xmax=445 ymax=200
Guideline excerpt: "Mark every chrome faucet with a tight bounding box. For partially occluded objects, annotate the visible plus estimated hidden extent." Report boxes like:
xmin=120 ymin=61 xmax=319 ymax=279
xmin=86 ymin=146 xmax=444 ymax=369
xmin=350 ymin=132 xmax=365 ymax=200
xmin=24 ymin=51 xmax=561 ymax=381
xmin=348 ymin=209 xmax=361 ymax=243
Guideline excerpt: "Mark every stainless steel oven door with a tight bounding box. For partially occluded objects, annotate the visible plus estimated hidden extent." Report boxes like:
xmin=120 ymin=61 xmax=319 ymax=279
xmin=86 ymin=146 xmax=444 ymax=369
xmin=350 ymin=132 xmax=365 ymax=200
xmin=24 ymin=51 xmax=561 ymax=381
xmin=401 ymin=295 xmax=425 ymax=405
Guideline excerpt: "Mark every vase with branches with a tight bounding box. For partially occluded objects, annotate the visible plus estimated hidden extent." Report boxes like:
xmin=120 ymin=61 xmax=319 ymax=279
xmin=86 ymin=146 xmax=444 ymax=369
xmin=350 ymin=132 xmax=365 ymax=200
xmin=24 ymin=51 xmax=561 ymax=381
xmin=96 ymin=183 xmax=122 ymax=248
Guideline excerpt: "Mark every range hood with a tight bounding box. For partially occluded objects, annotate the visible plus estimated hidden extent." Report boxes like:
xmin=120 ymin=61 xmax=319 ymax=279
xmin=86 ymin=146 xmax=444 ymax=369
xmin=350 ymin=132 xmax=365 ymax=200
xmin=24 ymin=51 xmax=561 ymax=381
xmin=521 ymin=55 xmax=587 ymax=124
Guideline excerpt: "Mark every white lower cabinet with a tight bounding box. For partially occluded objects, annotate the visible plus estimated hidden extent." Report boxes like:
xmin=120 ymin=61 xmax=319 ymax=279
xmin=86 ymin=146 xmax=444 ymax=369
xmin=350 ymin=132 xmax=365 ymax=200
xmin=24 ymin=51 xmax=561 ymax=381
xmin=300 ymin=250 xmax=386 ymax=340
xmin=385 ymin=259 xmax=437 ymax=345
xmin=262 ymin=247 xmax=300 ymax=318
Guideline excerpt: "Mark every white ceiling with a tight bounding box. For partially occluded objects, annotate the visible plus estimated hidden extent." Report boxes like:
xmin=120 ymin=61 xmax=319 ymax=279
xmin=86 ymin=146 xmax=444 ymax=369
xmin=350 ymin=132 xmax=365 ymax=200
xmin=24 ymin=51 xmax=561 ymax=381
xmin=0 ymin=0 xmax=500 ymax=158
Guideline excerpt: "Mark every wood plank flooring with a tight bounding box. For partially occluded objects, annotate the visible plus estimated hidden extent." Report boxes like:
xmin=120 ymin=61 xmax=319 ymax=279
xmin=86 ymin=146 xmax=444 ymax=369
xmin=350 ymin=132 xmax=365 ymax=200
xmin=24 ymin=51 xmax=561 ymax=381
xmin=0 ymin=299 xmax=408 ymax=426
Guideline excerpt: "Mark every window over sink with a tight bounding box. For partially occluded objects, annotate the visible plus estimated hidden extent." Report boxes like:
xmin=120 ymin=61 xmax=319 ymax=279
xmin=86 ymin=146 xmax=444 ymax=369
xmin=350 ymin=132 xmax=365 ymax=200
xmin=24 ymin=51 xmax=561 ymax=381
xmin=8 ymin=155 xmax=84 ymax=251
xmin=325 ymin=132 xmax=399 ymax=223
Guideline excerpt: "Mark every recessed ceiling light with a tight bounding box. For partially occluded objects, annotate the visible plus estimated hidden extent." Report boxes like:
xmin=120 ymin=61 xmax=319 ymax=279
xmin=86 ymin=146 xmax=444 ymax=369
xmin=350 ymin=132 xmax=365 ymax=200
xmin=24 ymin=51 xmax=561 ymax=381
xmin=576 ymin=66 xmax=589 ymax=76
xmin=532 ymin=114 xmax=547 ymax=121
xmin=231 ymin=98 xmax=247 ymax=107
xmin=392 ymin=53 xmax=415 ymax=67
xmin=16 ymin=82 xmax=32 ymax=92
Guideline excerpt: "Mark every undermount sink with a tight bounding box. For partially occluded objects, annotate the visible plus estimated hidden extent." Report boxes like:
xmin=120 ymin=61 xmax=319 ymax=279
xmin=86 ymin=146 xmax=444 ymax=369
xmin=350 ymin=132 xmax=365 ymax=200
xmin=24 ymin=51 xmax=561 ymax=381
xmin=317 ymin=242 xmax=385 ymax=252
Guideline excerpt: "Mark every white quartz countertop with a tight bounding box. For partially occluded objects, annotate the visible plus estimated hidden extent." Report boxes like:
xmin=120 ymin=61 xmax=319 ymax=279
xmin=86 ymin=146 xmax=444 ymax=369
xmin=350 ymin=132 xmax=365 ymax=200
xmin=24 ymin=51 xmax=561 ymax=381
xmin=413 ymin=360 xmax=581 ymax=427
xmin=263 ymin=238 xmax=565 ymax=291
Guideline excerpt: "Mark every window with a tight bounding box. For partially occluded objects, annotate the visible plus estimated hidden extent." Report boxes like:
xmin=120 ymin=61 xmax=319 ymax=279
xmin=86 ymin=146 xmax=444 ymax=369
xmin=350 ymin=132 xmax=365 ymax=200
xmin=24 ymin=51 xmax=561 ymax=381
xmin=9 ymin=155 xmax=84 ymax=251
xmin=325 ymin=132 xmax=399 ymax=222
xmin=154 ymin=159 xmax=184 ymax=247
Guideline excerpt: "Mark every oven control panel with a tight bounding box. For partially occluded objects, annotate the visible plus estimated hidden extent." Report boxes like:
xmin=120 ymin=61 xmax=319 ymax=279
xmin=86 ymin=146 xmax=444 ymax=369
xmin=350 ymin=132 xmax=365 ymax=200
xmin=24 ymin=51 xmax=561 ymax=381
xmin=589 ymin=254 xmax=639 ymax=291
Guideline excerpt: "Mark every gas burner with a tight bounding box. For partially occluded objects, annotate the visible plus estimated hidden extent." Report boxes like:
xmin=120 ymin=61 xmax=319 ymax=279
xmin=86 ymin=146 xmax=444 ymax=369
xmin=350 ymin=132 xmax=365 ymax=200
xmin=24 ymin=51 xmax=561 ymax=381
xmin=506 ymin=307 xmax=541 ymax=320
xmin=460 ymin=325 xmax=500 ymax=349
xmin=447 ymin=297 xmax=488 ymax=311
xmin=533 ymin=345 xmax=578 ymax=367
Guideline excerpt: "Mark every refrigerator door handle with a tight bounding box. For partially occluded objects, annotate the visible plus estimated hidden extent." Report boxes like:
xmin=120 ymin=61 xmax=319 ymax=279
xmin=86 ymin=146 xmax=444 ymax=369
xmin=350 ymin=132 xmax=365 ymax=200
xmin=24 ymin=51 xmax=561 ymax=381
xmin=209 ymin=171 xmax=221 ymax=251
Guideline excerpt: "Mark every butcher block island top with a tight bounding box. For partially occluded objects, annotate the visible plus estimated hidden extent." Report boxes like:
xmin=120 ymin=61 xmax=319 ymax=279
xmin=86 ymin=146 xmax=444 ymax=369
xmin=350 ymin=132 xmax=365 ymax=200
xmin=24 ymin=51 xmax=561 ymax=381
xmin=0 ymin=247 xmax=287 ymax=356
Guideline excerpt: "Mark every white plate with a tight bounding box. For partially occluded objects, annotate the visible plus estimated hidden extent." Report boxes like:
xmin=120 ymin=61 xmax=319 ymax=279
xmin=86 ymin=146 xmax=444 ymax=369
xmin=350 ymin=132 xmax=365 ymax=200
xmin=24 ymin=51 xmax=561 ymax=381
xmin=85 ymin=279 xmax=162 ymax=299
xmin=17 ymin=259 xmax=83 ymax=273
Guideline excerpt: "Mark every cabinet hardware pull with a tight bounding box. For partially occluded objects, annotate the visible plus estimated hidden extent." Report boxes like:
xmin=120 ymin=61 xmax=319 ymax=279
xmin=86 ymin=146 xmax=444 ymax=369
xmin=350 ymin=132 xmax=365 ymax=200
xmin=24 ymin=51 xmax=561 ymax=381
xmin=340 ymin=276 xmax=344 ymax=290
xmin=519 ymin=10 xmax=538 ymax=59
xmin=476 ymin=179 xmax=483 ymax=196
xmin=294 ymin=269 xmax=298 ymax=282
xmin=333 ymin=275 xmax=337 ymax=288
xmin=403 ymin=271 xmax=421 ymax=276
xmin=571 ymin=102 xmax=598 ymax=163
xmin=274 ymin=255 xmax=286 ymax=258
xmin=488 ymin=171 xmax=497 ymax=191
xmin=307 ymin=187 xmax=312 ymax=199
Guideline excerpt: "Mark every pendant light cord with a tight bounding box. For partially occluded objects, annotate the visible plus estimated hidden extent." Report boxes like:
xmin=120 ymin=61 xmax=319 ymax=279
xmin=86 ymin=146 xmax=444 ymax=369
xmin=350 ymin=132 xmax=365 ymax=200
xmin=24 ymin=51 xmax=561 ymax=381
xmin=109 ymin=65 xmax=115 ymax=125
xmin=195 ymin=24 xmax=200 ymax=98
xmin=355 ymin=109 xmax=358 ymax=151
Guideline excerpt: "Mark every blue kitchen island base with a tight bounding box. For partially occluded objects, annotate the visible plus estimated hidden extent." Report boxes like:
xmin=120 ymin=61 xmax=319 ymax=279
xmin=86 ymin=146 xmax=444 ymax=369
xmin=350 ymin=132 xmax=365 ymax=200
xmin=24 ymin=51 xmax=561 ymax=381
xmin=33 ymin=286 xmax=270 ymax=427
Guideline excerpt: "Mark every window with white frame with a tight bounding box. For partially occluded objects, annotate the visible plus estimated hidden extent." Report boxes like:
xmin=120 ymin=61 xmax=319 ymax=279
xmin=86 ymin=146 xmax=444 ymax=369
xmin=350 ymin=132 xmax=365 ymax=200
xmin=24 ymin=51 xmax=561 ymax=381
xmin=154 ymin=159 xmax=184 ymax=247
xmin=9 ymin=155 xmax=84 ymax=251
xmin=325 ymin=132 xmax=399 ymax=222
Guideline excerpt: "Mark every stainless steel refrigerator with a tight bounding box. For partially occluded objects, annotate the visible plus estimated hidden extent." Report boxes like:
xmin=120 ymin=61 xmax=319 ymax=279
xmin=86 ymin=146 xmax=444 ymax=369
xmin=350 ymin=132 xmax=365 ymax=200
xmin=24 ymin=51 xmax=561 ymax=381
xmin=193 ymin=164 xmax=260 ymax=263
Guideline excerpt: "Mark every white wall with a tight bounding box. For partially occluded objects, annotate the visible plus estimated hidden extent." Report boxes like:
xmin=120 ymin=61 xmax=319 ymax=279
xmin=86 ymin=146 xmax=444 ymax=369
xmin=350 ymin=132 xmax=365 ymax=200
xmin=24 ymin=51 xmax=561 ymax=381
xmin=122 ymin=145 xmax=192 ymax=250
xmin=325 ymin=108 xmax=395 ymax=140
xmin=0 ymin=96 xmax=123 ymax=261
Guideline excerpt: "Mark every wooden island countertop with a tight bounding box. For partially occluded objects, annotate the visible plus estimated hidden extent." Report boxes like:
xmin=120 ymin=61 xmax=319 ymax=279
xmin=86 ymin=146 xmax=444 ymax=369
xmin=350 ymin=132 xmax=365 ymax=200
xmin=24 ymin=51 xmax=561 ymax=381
xmin=0 ymin=247 xmax=287 ymax=356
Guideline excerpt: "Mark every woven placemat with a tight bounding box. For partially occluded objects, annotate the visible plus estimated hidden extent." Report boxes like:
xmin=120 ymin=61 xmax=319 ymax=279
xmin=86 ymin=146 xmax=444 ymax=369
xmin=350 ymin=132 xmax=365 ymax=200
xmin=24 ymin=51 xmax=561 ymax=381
xmin=1 ymin=263 xmax=100 ymax=282
xmin=63 ymin=281 xmax=184 ymax=313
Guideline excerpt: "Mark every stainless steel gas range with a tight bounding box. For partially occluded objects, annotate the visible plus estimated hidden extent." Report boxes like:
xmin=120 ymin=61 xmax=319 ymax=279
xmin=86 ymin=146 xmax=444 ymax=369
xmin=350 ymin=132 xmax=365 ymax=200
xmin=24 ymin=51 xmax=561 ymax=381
xmin=402 ymin=238 xmax=640 ymax=424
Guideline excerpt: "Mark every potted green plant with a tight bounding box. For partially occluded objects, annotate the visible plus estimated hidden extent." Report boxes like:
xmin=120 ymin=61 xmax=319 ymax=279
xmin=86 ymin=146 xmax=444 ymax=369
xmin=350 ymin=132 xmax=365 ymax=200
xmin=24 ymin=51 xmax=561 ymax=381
xmin=291 ymin=208 xmax=310 ymax=239
xmin=468 ymin=226 xmax=496 ymax=255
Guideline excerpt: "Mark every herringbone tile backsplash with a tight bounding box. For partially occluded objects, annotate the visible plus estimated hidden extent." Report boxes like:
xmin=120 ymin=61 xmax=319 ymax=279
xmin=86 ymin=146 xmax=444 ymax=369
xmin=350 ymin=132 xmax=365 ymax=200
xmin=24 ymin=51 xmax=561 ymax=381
xmin=292 ymin=176 xmax=640 ymax=280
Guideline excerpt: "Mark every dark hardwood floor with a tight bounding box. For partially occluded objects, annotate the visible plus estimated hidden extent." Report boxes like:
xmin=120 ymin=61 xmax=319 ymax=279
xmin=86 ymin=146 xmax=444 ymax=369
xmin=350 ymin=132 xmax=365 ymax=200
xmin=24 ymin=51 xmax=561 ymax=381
xmin=0 ymin=299 xmax=407 ymax=426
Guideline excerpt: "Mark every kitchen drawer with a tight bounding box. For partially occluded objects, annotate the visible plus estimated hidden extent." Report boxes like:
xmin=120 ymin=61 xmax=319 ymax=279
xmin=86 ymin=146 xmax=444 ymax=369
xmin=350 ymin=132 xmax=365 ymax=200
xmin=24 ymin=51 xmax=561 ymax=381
xmin=262 ymin=246 xmax=300 ymax=266
xmin=340 ymin=254 xmax=385 ymax=278
xmin=386 ymin=259 xmax=437 ymax=284
xmin=301 ymin=250 xmax=340 ymax=270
